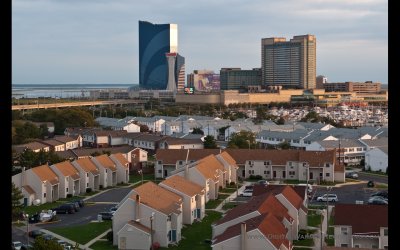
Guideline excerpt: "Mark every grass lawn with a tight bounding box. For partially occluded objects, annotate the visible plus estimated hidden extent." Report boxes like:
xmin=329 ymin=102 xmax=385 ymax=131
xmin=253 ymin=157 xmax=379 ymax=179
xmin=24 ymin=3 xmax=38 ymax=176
xmin=375 ymin=183 xmax=388 ymax=189
xmin=325 ymin=227 xmax=335 ymax=246
xmin=48 ymin=221 xmax=112 ymax=245
xmin=90 ymin=240 xmax=118 ymax=250
xmin=221 ymin=202 xmax=238 ymax=210
xmin=345 ymin=178 xmax=361 ymax=183
xmin=294 ymin=229 xmax=316 ymax=247
xmin=205 ymin=194 xmax=230 ymax=209
xmin=308 ymin=205 xmax=325 ymax=210
xmin=159 ymin=211 xmax=223 ymax=250
xmin=219 ymin=187 xmax=238 ymax=194
xmin=22 ymin=201 xmax=60 ymax=215
xmin=129 ymin=173 xmax=155 ymax=184
xmin=307 ymin=210 xmax=322 ymax=227
xmin=225 ymin=183 xmax=242 ymax=189
xmin=293 ymin=238 xmax=314 ymax=246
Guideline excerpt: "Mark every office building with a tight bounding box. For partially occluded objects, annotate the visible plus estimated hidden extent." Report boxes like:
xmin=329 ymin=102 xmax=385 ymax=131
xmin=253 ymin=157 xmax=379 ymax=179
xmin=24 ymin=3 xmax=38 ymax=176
xmin=165 ymin=52 xmax=186 ymax=92
xmin=261 ymin=35 xmax=316 ymax=89
xmin=220 ymin=68 xmax=262 ymax=90
xmin=139 ymin=21 xmax=178 ymax=90
xmin=316 ymin=75 xmax=328 ymax=89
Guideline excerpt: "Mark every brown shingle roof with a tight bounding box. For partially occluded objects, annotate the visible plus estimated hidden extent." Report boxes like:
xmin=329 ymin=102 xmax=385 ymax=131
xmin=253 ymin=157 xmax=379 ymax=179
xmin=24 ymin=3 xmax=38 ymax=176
xmin=22 ymin=185 xmax=35 ymax=195
xmin=161 ymin=175 xmax=205 ymax=197
xmin=280 ymin=185 xmax=303 ymax=210
xmin=74 ymin=158 xmax=100 ymax=175
xmin=250 ymin=185 xmax=304 ymax=210
xmin=21 ymin=141 xmax=50 ymax=151
xmin=71 ymin=145 xmax=136 ymax=157
xmin=298 ymin=150 xmax=336 ymax=168
xmin=42 ymin=139 xmax=65 ymax=147
xmin=52 ymin=161 xmax=80 ymax=180
xmin=111 ymin=153 xmax=129 ymax=167
xmin=94 ymin=155 xmax=117 ymax=171
xmin=155 ymin=149 xmax=221 ymax=164
xmin=334 ymin=204 xmax=388 ymax=234
xmin=126 ymin=220 xmax=152 ymax=234
xmin=53 ymin=135 xmax=78 ymax=143
xmin=215 ymin=193 xmax=291 ymax=226
xmin=213 ymin=213 xmax=289 ymax=249
xmin=195 ymin=155 xmax=225 ymax=181
xmin=162 ymin=137 xmax=203 ymax=145
xmin=218 ymin=151 xmax=237 ymax=166
xmin=31 ymin=164 xmax=59 ymax=185
xmin=131 ymin=181 xmax=182 ymax=215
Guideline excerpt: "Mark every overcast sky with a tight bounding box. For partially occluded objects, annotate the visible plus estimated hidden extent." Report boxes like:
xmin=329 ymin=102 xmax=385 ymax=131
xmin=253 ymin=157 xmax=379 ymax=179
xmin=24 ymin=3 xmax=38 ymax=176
xmin=12 ymin=0 xmax=388 ymax=85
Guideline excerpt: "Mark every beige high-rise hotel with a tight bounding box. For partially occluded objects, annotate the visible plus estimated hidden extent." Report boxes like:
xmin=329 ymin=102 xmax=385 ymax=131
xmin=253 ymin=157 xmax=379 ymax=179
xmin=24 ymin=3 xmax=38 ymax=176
xmin=262 ymin=34 xmax=316 ymax=89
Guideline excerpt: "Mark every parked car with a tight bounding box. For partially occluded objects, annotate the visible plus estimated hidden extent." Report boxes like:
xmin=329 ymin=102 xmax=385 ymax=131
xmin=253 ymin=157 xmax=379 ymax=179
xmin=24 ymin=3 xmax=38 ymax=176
xmin=257 ymin=180 xmax=269 ymax=185
xmin=12 ymin=241 xmax=23 ymax=250
xmin=53 ymin=204 xmax=76 ymax=214
xmin=99 ymin=211 xmax=114 ymax=220
xmin=73 ymin=199 xmax=85 ymax=208
xmin=66 ymin=202 xmax=80 ymax=212
xmin=28 ymin=230 xmax=44 ymax=239
xmin=28 ymin=213 xmax=41 ymax=224
xmin=316 ymin=194 xmax=338 ymax=202
xmin=110 ymin=206 xmax=118 ymax=214
xmin=42 ymin=234 xmax=55 ymax=241
xmin=345 ymin=171 xmax=359 ymax=179
xmin=370 ymin=190 xmax=388 ymax=199
xmin=244 ymin=185 xmax=254 ymax=191
xmin=240 ymin=189 xmax=253 ymax=197
xmin=368 ymin=196 xmax=388 ymax=205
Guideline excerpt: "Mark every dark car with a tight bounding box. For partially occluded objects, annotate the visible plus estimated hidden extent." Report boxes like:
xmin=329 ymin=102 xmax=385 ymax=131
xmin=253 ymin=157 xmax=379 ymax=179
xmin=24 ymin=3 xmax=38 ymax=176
xmin=99 ymin=211 xmax=114 ymax=220
xmin=73 ymin=199 xmax=85 ymax=207
xmin=370 ymin=190 xmax=388 ymax=199
xmin=65 ymin=202 xmax=80 ymax=212
xmin=53 ymin=204 xmax=75 ymax=214
xmin=28 ymin=230 xmax=44 ymax=239
xmin=41 ymin=234 xmax=56 ymax=241
xmin=28 ymin=213 xmax=41 ymax=224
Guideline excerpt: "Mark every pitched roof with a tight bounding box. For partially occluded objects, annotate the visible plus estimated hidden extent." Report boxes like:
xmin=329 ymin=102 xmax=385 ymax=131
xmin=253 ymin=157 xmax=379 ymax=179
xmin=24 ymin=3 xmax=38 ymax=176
xmin=22 ymin=185 xmax=35 ymax=195
xmin=94 ymin=155 xmax=117 ymax=171
xmin=20 ymin=141 xmax=50 ymax=151
xmin=161 ymin=175 xmax=205 ymax=197
xmin=31 ymin=164 xmax=59 ymax=185
xmin=53 ymin=135 xmax=79 ymax=143
xmin=249 ymin=185 xmax=304 ymax=210
xmin=155 ymin=149 xmax=221 ymax=164
xmin=52 ymin=161 xmax=80 ymax=180
xmin=213 ymin=213 xmax=289 ymax=249
xmin=70 ymin=145 xmax=136 ymax=157
xmin=131 ymin=181 xmax=182 ymax=215
xmin=162 ymin=137 xmax=203 ymax=145
xmin=111 ymin=153 xmax=129 ymax=167
xmin=253 ymin=184 xmax=306 ymax=200
xmin=42 ymin=139 xmax=65 ymax=147
xmin=126 ymin=220 xmax=152 ymax=234
xmin=195 ymin=155 xmax=225 ymax=181
xmin=218 ymin=151 xmax=237 ymax=166
xmin=74 ymin=158 xmax=100 ymax=175
xmin=334 ymin=204 xmax=388 ymax=234
xmin=216 ymin=193 xmax=291 ymax=226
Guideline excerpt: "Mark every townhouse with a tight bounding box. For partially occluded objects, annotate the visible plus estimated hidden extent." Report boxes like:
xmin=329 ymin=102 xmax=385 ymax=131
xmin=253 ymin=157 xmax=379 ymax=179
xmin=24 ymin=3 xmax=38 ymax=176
xmin=215 ymin=151 xmax=239 ymax=185
xmin=134 ymin=117 xmax=165 ymax=133
xmin=71 ymin=158 xmax=100 ymax=193
xmin=155 ymin=149 xmax=221 ymax=178
xmin=41 ymin=139 xmax=66 ymax=152
xmin=333 ymin=204 xmax=388 ymax=249
xmin=124 ymin=133 xmax=169 ymax=153
xmin=15 ymin=141 xmax=50 ymax=153
xmin=159 ymin=137 xmax=204 ymax=150
xmin=95 ymin=117 xmax=140 ymax=132
xmin=91 ymin=154 xmax=118 ymax=188
xmin=12 ymin=164 xmax=60 ymax=204
xmin=53 ymin=135 xmax=82 ymax=149
xmin=159 ymin=175 xmax=205 ymax=224
xmin=109 ymin=153 xmax=130 ymax=184
xmin=113 ymin=182 xmax=183 ymax=249
xmin=131 ymin=147 xmax=148 ymax=171
xmin=360 ymin=138 xmax=388 ymax=172
xmin=49 ymin=161 xmax=81 ymax=198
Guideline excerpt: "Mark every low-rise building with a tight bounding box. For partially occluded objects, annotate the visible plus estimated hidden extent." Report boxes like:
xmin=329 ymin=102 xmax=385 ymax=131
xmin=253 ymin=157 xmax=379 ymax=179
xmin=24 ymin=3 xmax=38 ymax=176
xmin=71 ymin=158 xmax=100 ymax=193
xmin=49 ymin=161 xmax=81 ymax=198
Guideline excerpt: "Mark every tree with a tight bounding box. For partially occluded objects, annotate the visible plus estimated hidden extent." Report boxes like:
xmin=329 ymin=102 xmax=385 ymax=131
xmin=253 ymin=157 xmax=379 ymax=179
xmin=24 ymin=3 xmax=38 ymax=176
xmin=31 ymin=236 xmax=64 ymax=250
xmin=204 ymin=135 xmax=218 ymax=149
xmin=275 ymin=117 xmax=285 ymax=125
xmin=192 ymin=128 xmax=204 ymax=135
xmin=139 ymin=124 xmax=149 ymax=133
xmin=12 ymin=182 xmax=24 ymax=219
xmin=227 ymin=131 xmax=256 ymax=149
xmin=17 ymin=149 xmax=65 ymax=169
xmin=277 ymin=141 xmax=291 ymax=149
xmin=13 ymin=121 xmax=41 ymax=144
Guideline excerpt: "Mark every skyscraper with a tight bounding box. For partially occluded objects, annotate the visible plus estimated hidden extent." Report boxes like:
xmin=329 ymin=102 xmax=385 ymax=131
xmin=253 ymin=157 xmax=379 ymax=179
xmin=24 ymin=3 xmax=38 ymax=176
xmin=261 ymin=35 xmax=316 ymax=89
xmin=139 ymin=21 xmax=178 ymax=90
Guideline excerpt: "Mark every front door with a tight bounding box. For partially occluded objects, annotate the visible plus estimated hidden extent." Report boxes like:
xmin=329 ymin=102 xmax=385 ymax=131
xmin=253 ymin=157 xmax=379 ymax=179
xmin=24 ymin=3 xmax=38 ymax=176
xmin=172 ymin=230 xmax=177 ymax=242
xmin=282 ymin=171 xmax=286 ymax=179
xmin=24 ymin=198 xmax=28 ymax=207
xmin=310 ymin=172 xmax=313 ymax=180
xmin=242 ymin=170 xmax=245 ymax=177
xmin=273 ymin=171 xmax=276 ymax=178
xmin=196 ymin=208 xmax=201 ymax=219
xmin=120 ymin=237 xmax=126 ymax=249
xmin=164 ymin=169 xmax=168 ymax=177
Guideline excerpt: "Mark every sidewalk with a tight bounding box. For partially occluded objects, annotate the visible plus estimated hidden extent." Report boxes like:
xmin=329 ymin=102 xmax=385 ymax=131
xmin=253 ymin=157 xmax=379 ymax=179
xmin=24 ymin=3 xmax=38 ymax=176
xmin=213 ymin=182 xmax=249 ymax=213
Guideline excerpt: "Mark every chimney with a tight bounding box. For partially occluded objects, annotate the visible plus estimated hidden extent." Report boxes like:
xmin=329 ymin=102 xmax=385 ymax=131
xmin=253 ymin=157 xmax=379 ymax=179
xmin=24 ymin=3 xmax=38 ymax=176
xmin=241 ymin=222 xmax=246 ymax=250
xmin=184 ymin=165 xmax=189 ymax=179
xmin=135 ymin=194 xmax=141 ymax=220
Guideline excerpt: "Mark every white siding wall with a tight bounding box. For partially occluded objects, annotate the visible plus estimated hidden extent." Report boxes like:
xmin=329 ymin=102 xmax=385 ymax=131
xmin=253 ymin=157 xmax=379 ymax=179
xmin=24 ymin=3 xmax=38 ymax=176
xmin=365 ymin=148 xmax=388 ymax=172
xmin=333 ymin=225 xmax=352 ymax=247
xmin=118 ymin=224 xmax=151 ymax=250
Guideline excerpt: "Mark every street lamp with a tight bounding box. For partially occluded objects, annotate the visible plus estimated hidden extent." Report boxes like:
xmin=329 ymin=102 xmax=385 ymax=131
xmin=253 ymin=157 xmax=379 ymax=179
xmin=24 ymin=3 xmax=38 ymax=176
xmin=138 ymin=170 xmax=143 ymax=185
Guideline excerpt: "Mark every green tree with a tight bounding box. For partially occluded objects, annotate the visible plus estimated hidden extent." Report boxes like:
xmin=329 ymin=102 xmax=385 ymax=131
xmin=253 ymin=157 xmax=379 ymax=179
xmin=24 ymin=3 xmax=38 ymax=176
xmin=204 ymin=135 xmax=218 ymax=149
xmin=32 ymin=236 xmax=64 ymax=250
xmin=17 ymin=149 xmax=65 ymax=169
xmin=277 ymin=141 xmax=291 ymax=149
xmin=227 ymin=131 xmax=256 ymax=149
xmin=13 ymin=121 xmax=41 ymax=144
xmin=192 ymin=128 xmax=204 ymax=135
xmin=12 ymin=182 xmax=24 ymax=219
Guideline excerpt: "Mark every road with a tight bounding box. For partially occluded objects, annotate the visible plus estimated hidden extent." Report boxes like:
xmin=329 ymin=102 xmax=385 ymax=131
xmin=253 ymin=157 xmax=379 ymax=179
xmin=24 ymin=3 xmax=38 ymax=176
xmin=357 ymin=172 xmax=388 ymax=184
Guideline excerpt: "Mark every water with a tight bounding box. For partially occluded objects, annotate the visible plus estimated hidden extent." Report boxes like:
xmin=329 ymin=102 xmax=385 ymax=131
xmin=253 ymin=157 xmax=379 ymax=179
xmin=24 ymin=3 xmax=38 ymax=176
xmin=12 ymin=83 xmax=138 ymax=99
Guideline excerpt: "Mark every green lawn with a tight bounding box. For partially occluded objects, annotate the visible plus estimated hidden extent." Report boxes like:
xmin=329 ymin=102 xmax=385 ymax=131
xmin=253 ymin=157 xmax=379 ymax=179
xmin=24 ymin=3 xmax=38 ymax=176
xmin=325 ymin=227 xmax=335 ymax=246
xmin=22 ymin=201 xmax=60 ymax=215
xmin=48 ymin=221 xmax=112 ymax=245
xmin=159 ymin=211 xmax=223 ymax=250
xmin=307 ymin=210 xmax=322 ymax=227
xmin=219 ymin=187 xmax=238 ymax=194
xmin=221 ymin=202 xmax=238 ymax=210
xmin=293 ymin=229 xmax=316 ymax=247
xmin=205 ymin=194 xmax=230 ymax=209
xmin=129 ymin=173 xmax=155 ymax=184
xmin=90 ymin=240 xmax=118 ymax=250
xmin=375 ymin=183 xmax=388 ymax=189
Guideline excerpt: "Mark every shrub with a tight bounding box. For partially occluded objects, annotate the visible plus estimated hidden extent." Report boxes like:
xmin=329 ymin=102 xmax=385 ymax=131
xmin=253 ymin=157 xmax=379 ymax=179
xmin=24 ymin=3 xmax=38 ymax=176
xmin=249 ymin=175 xmax=262 ymax=180
xmin=99 ymin=185 xmax=103 ymax=189
xmin=106 ymin=231 xmax=113 ymax=242
xmin=66 ymin=194 xmax=73 ymax=198
xmin=86 ymin=188 xmax=92 ymax=193
xmin=229 ymin=181 xmax=235 ymax=186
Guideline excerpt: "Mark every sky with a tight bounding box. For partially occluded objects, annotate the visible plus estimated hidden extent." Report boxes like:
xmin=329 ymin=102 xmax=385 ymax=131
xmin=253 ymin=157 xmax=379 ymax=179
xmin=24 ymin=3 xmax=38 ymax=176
xmin=12 ymin=0 xmax=388 ymax=85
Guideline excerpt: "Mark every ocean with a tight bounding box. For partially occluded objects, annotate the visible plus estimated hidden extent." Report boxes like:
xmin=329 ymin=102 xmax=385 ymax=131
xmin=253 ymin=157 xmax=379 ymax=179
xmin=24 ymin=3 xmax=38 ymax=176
xmin=12 ymin=83 xmax=137 ymax=99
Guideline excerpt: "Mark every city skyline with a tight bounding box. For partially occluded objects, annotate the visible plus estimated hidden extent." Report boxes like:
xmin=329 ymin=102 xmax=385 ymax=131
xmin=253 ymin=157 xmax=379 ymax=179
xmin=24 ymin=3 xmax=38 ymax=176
xmin=12 ymin=0 xmax=388 ymax=85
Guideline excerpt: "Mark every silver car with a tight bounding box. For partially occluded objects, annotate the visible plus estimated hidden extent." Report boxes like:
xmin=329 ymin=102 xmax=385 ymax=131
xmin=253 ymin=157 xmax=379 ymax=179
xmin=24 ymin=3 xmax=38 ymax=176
xmin=317 ymin=194 xmax=338 ymax=202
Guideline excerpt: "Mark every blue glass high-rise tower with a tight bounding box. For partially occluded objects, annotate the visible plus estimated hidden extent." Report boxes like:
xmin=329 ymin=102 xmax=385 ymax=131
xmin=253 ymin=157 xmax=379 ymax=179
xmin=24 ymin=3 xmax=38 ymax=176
xmin=139 ymin=21 xmax=178 ymax=90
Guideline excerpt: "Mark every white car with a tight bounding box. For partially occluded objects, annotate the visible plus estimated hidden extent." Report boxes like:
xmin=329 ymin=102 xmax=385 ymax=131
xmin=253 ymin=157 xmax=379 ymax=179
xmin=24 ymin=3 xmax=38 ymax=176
xmin=298 ymin=184 xmax=313 ymax=194
xmin=240 ymin=189 xmax=253 ymax=197
xmin=12 ymin=241 xmax=22 ymax=250
xmin=317 ymin=194 xmax=338 ymax=202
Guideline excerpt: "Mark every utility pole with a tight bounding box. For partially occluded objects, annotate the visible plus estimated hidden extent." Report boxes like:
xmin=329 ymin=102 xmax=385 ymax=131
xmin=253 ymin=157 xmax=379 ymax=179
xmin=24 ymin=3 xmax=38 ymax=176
xmin=150 ymin=212 xmax=155 ymax=250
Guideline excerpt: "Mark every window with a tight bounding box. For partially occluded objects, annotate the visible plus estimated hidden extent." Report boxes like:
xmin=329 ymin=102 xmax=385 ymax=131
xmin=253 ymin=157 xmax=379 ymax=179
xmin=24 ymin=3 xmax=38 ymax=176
xmin=158 ymin=161 xmax=162 ymax=164
xmin=179 ymin=161 xmax=183 ymax=165
xmin=264 ymin=161 xmax=267 ymax=165
xmin=66 ymin=188 xmax=69 ymax=193
xmin=325 ymin=163 xmax=330 ymax=167
xmin=86 ymin=183 xmax=89 ymax=187
xmin=384 ymin=228 xmax=388 ymax=236
xmin=289 ymin=171 xmax=295 ymax=175
xmin=44 ymin=193 xmax=47 ymax=198
xmin=354 ymin=245 xmax=360 ymax=248
xmin=349 ymin=148 xmax=354 ymax=152
xmin=320 ymin=172 xmax=323 ymax=177
xmin=289 ymin=162 xmax=292 ymax=166
xmin=341 ymin=227 xmax=348 ymax=235
xmin=266 ymin=171 xmax=270 ymax=175
xmin=158 ymin=170 xmax=162 ymax=173
xmin=264 ymin=171 xmax=267 ymax=174
xmin=326 ymin=173 xmax=330 ymax=177
xmin=341 ymin=244 xmax=348 ymax=247
xmin=357 ymin=147 xmax=363 ymax=151
xmin=86 ymin=173 xmax=89 ymax=177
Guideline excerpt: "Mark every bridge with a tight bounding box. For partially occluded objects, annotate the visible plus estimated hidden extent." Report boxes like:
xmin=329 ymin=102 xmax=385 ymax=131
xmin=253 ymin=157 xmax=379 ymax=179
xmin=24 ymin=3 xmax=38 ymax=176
xmin=12 ymin=99 xmax=148 ymax=111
